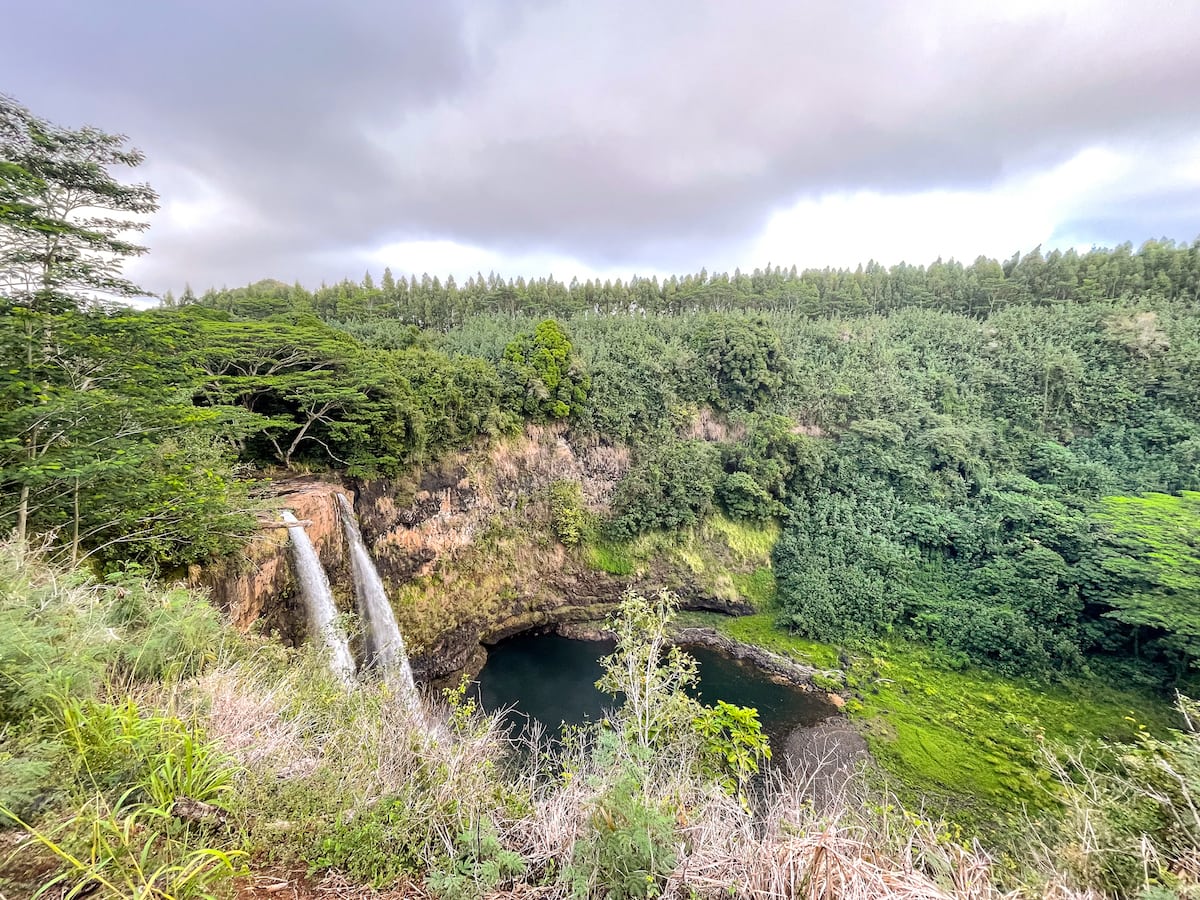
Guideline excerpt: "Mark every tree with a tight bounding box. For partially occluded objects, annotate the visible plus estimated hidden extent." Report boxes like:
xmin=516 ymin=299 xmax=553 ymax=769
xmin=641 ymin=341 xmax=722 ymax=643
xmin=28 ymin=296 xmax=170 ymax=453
xmin=1090 ymin=492 xmax=1200 ymax=675
xmin=0 ymin=309 xmax=254 ymax=568
xmin=0 ymin=101 xmax=251 ymax=569
xmin=0 ymin=95 xmax=158 ymax=313
xmin=500 ymin=319 xmax=589 ymax=420
xmin=607 ymin=440 xmax=720 ymax=539
xmin=1 ymin=96 xmax=158 ymax=545
xmin=182 ymin=313 xmax=396 ymax=470
xmin=693 ymin=316 xmax=786 ymax=410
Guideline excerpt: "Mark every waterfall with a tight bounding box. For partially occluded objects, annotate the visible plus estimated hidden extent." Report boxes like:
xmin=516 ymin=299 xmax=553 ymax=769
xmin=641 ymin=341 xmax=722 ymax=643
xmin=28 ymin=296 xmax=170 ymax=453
xmin=335 ymin=493 xmax=420 ymax=709
xmin=281 ymin=510 xmax=357 ymax=685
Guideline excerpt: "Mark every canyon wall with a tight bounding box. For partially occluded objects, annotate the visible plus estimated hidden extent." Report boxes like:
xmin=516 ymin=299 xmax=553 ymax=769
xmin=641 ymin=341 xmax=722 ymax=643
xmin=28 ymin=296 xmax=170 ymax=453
xmin=198 ymin=427 xmax=755 ymax=682
xmin=190 ymin=479 xmax=353 ymax=644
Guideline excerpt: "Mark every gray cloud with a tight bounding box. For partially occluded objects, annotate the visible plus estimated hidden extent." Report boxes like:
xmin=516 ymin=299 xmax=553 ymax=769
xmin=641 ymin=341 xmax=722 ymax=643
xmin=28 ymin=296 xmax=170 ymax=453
xmin=1052 ymin=186 xmax=1200 ymax=249
xmin=3 ymin=0 xmax=1199 ymax=291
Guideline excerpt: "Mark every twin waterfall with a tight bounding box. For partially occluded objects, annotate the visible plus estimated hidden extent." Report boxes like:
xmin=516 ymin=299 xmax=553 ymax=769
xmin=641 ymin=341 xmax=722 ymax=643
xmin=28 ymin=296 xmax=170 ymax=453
xmin=334 ymin=493 xmax=420 ymax=706
xmin=282 ymin=496 xmax=420 ymax=713
xmin=280 ymin=510 xmax=357 ymax=685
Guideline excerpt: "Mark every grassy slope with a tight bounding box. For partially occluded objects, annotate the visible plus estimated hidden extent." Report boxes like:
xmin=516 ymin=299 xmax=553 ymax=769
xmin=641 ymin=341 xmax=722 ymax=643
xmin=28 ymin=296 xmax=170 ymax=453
xmin=585 ymin=514 xmax=780 ymax=606
xmin=681 ymin=609 xmax=1177 ymax=829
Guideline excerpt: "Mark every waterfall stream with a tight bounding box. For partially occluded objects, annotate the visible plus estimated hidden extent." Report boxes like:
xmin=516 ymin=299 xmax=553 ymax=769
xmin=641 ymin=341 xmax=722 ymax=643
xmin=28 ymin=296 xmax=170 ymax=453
xmin=335 ymin=494 xmax=420 ymax=710
xmin=281 ymin=510 xmax=357 ymax=684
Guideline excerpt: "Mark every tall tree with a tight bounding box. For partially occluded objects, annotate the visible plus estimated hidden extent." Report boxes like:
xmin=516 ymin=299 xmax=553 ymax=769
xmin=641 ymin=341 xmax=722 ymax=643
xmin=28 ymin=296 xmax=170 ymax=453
xmin=0 ymin=95 xmax=158 ymax=312
xmin=500 ymin=319 xmax=590 ymax=421
xmin=0 ymin=96 xmax=160 ymax=547
xmin=1090 ymin=492 xmax=1200 ymax=676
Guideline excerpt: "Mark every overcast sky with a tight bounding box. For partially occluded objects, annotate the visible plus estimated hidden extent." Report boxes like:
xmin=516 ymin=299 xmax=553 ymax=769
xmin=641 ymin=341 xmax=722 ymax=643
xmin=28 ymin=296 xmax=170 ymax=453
xmin=4 ymin=0 xmax=1199 ymax=295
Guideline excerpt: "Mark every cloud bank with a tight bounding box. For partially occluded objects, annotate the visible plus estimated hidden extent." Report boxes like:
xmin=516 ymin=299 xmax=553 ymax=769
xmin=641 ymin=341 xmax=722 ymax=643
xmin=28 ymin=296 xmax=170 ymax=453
xmin=4 ymin=0 xmax=1198 ymax=292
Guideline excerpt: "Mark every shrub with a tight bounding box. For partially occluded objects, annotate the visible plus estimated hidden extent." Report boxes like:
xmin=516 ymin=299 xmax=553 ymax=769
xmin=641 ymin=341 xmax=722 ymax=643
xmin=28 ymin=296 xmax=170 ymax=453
xmin=0 ymin=745 xmax=55 ymax=820
xmin=549 ymin=479 xmax=588 ymax=546
xmin=101 ymin=571 xmax=224 ymax=682
xmin=567 ymin=767 xmax=678 ymax=900
xmin=691 ymin=700 xmax=772 ymax=798
xmin=606 ymin=440 xmax=719 ymax=540
xmin=0 ymin=549 xmax=107 ymax=728
xmin=316 ymin=794 xmax=431 ymax=887
xmin=717 ymin=470 xmax=782 ymax=522
xmin=427 ymin=820 xmax=527 ymax=900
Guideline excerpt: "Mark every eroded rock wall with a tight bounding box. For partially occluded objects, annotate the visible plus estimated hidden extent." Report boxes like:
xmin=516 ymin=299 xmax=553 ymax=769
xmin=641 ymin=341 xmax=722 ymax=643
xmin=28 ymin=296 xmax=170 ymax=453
xmin=190 ymin=479 xmax=353 ymax=643
xmin=347 ymin=425 xmax=639 ymax=679
xmin=198 ymin=427 xmax=753 ymax=682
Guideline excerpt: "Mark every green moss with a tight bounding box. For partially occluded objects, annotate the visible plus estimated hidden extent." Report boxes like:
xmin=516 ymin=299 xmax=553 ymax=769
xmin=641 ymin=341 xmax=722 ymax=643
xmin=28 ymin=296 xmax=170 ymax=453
xmin=687 ymin=613 xmax=1178 ymax=831
xmin=810 ymin=670 xmax=844 ymax=691
xmin=847 ymin=642 xmax=1176 ymax=822
xmin=730 ymin=567 xmax=776 ymax=608
xmin=583 ymin=517 xmax=777 ymax=607
xmin=586 ymin=542 xmax=636 ymax=576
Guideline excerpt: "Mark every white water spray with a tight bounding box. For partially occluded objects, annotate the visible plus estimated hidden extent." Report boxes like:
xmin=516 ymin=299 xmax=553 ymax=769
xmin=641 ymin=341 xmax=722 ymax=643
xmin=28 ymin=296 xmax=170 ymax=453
xmin=281 ymin=510 xmax=356 ymax=685
xmin=335 ymin=493 xmax=420 ymax=711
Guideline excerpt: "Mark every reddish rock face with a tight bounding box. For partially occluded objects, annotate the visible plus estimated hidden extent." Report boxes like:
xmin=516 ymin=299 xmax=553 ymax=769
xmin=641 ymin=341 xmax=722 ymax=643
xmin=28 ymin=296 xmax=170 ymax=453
xmin=190 ymin=480 xmax=352 ymax=641
xmin=191 ymin=428 xmax=754 ymax=684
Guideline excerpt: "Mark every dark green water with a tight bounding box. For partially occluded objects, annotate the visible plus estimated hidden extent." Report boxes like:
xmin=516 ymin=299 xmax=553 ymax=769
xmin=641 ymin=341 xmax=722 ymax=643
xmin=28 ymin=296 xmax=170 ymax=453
xmin=475 ymin=632 xmax=833 ymax=749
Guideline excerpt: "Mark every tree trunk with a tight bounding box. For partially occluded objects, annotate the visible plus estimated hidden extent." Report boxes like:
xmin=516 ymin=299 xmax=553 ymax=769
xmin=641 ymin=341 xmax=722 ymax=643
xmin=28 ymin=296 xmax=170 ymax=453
xmin=1042 ymin=365 xmax=1052 ymax=434
xmin=70 ymin=476 xmax=81 ymax=564
xmin=16 ymin=317 xmax=35 ymax=547
xmin=16 ymin=485 xmax=29 ymax=546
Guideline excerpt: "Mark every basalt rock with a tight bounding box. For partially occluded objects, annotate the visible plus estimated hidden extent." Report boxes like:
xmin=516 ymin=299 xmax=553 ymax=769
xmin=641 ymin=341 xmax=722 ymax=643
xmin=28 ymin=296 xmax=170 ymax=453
xmin=190 ymin=478 xmax=353 ymax=646
xmin=197 ymin=427 xmax=761 ymax=682
xmin=672 ymin=626 xmax=844 ymax=695
xmin=784 ymin=719 xmax=870 ymax=802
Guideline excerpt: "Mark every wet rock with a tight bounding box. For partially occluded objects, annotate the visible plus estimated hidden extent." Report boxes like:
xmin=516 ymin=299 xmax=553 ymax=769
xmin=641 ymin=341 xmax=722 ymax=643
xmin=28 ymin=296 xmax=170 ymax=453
xmin=556 ymin=620 xmax=615 ymax=641
xmin=190 ymin=478 xmax=351 ymax=644
xmin=784 ymin=719 xmax=870 ymax=802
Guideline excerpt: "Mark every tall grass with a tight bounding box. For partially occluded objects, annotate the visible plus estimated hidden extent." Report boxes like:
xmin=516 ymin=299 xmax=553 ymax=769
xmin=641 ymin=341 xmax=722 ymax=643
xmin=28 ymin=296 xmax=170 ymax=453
xmin=0 ymin=540 xmax=245 ymax=898
xmin=4 ymin=542 xmax=1197 ymax=898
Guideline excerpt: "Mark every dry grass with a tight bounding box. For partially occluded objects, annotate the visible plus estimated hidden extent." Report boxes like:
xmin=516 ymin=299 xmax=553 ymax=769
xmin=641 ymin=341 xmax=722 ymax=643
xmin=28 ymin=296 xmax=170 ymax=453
xmin=493 ymin=717 xmax=1036 ymax=899
xmin=171 ymin=641 xmax=1191 ymax=900
xmin=192 ymin=664 xmax=317 ymax=777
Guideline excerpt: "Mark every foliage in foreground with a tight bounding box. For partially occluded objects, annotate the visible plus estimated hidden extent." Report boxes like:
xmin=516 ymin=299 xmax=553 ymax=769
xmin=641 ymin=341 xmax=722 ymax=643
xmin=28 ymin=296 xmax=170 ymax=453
xmin=0 ymin=542 xmax=244 ymax=897
xmin=2 ymin=550 xmax=1199 ymax=898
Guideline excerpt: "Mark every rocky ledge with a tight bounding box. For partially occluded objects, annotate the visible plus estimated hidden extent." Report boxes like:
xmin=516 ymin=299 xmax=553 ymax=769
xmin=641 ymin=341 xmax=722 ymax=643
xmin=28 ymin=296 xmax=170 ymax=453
xmin=556 ymin=620 xmax=848 ymax=704
xmin=671 ymin=626 xmax=844 ymax=697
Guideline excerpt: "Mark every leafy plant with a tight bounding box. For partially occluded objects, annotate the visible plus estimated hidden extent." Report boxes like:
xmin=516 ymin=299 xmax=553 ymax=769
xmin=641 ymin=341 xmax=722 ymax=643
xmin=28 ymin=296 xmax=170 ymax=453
xmin=549 ymin=479 xmax=589 ymax=546
xmin=3 ymin=799 xmax=245 ymax=900
xmin=427 ymin=820 xmax=527 ymax=900
xmin=315 ymin=795 xmax=429 ymax=887
xmin=567 ymin=767 xmax=678 ymax=900
xmin=691 ymin=700 xmax=771 ymax=799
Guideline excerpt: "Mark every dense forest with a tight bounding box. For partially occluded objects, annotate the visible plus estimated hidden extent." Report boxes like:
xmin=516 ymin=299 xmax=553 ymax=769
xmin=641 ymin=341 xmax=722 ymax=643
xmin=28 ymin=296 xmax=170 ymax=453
xmin=10 ymin=239 xmax=1200 ymax=684
xmin=3 ymin=91 xmax=1199 ymax=682
xmin=3 ymin=94 xmax=1200 ymax=898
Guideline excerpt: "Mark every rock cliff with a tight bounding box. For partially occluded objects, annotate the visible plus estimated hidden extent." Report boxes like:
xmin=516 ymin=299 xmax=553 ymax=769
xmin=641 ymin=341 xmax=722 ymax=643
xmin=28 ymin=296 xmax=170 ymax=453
xmin=190 ymin=479 xmax=354 ymax=645
xmin=198 ymin=427 xmax=760 ymax=683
